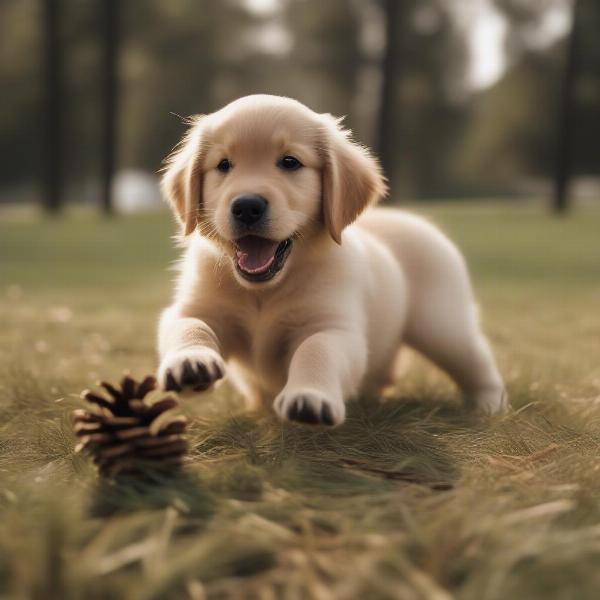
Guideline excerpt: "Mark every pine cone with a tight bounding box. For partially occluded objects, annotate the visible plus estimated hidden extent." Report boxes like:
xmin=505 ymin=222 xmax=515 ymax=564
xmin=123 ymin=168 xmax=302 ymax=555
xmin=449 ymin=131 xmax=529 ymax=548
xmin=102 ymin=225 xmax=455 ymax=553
xmin=73 ymin=374 xmax=188 ymax=477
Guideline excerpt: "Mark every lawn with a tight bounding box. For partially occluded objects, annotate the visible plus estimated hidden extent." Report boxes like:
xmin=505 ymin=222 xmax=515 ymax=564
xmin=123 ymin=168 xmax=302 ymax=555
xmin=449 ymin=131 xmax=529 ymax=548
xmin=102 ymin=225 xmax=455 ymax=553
xmin=1 ymin=202 xmax=599 ymax=599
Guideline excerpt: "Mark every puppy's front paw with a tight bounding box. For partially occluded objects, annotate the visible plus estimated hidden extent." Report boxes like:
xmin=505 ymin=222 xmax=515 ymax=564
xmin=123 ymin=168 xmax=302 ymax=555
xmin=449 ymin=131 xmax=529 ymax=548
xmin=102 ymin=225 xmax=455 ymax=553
xmin=158 ymin=348 xmax=225 ymax=393
xmin=274 ymin=389 xmax=345 ymax=427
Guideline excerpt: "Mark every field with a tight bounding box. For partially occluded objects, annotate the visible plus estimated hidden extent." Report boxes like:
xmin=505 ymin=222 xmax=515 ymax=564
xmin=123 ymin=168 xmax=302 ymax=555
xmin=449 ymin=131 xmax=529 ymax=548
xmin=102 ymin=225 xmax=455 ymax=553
xmin=1 ymin=202 xmax=599 ymax=599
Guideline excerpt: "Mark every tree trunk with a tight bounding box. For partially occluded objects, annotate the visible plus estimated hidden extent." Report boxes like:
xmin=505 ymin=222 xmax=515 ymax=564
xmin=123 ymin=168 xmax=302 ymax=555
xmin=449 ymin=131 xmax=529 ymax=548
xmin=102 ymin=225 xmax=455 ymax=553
xmin=554 ymin=0 xmax=580 ymax=214
xmin=42 ymin=0 xmax=63 ymax=214
xmin=100 ymin=0 xmax=120 ymax=215
xmin=376 ymin=0 xmax=402 ymax=195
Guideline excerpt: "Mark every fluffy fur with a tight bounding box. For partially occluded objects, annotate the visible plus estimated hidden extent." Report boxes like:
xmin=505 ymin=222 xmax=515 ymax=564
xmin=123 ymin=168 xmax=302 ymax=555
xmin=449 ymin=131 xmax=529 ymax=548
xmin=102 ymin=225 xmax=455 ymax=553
xmin=157 ymin=94 xmax=507 ymax=426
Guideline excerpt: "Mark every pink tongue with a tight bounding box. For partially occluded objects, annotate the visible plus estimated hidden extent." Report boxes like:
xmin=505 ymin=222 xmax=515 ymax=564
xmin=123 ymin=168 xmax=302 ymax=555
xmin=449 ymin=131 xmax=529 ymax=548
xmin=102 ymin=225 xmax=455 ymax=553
xmin=235 ymin=236 xmax=279 ymax=274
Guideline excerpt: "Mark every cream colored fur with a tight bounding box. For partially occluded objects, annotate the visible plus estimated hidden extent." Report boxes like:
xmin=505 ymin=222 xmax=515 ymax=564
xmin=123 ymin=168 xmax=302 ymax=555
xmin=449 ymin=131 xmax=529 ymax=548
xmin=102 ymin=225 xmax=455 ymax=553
xmin=158 ymin=94 xmax=507 ymax=425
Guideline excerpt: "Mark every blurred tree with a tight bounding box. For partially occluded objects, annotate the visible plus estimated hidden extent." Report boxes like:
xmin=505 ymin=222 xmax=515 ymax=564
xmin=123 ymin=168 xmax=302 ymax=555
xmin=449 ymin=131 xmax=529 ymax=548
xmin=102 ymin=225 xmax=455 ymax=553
xmin=460 ymin=0 xmax=600 ymax=199
xmin=42 ymin=0 xmax=64 ymax=213
xmin=493 ymin=0 xmax=569 ymax=60
xmin=0 ymin=0 xmax=473 ymax=203
xmin=0 ymin=0 xmax=103 ymax=203
xmin=61 ymin=1 xmax=103 ymax=201
xmin=120 ymin=0 xmax=256 ymax=172
xmin=376 ymin=0 xmax=404 ymax=191
xmin=280 ymin=0 xmax=363 ymax=116
xmin=573 ymin=0 xmax=600 ymax=175
xmin=119 ymin=0 xmax=366 ymax=174
xmin=0 ymin=1 xmax=40 ymax=198
xmin=100 ymin=0 xmax=120 ymax=215
xmin=554 ymin=0 xmax=580 ymax=213
xmin=493 ymin=0 xmax=582 ymax=211
xmin=8 ymin=0 xmax=598 ymax=207
xmin=455 ymin=49 xmax=561 ymax=190
xmin=388 ymin=0 xmax=470 ymax=199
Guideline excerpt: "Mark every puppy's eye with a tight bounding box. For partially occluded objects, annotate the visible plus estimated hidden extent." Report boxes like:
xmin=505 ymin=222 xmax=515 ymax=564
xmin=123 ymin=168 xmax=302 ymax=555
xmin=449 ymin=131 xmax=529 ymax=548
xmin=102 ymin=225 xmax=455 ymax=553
xmin=217 ymin=158 xmax=232 ymax=173
xmin=277 ymin=155 xmax=303 ymax=171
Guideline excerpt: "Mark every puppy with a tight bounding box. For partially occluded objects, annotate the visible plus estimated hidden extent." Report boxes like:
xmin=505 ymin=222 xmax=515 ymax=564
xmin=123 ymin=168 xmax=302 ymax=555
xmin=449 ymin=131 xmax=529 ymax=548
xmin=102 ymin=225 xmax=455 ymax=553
xmin=157 ymin=94 xmax=507 ymax=426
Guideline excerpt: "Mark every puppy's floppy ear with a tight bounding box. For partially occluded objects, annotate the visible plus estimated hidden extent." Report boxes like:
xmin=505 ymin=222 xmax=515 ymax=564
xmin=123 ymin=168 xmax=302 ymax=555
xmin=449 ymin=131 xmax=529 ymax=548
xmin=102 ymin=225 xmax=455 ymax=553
xmin=161 ymin=116 xmax=206 ymax=236
xmin=320 ymin=115 xmax=387 ymax=244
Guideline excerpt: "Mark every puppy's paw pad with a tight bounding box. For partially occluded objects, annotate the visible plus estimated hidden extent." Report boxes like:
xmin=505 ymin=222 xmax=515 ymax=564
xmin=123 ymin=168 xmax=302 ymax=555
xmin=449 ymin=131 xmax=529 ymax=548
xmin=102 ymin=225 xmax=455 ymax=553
xmin=274 ymin=390 xmax=344 ymax=427
xmin=158 ymin=349 xmax=225 ymax=393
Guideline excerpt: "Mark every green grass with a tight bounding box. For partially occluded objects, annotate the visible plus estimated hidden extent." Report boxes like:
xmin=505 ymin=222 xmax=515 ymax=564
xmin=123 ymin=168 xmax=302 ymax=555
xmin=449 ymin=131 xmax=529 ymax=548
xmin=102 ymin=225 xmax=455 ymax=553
xmin=1 ymin=202 xmax=599 ymax=599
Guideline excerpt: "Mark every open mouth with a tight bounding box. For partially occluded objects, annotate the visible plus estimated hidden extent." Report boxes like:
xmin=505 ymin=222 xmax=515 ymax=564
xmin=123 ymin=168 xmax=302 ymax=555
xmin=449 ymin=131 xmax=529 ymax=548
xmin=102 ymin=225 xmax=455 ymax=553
xmin=234 ymin=236 xmax=293 ymax=282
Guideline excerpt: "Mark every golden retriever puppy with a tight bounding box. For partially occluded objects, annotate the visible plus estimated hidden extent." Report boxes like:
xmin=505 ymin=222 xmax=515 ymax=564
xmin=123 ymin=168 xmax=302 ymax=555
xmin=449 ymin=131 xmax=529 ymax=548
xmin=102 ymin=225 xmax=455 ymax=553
xmin=157 ymin=94 xmax=507 ymax=426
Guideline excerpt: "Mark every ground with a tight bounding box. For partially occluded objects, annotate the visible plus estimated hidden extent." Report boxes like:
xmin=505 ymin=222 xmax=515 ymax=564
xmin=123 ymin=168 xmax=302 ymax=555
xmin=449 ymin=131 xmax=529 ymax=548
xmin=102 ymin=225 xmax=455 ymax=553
xmin=0 ymin=201 xmax=599 ymax=599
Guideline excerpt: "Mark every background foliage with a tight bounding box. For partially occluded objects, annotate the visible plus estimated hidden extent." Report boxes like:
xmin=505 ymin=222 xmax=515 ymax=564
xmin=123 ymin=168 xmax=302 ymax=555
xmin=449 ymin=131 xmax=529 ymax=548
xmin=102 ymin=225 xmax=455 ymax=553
xmin=1 ymin=0 xmax=598 ymax=202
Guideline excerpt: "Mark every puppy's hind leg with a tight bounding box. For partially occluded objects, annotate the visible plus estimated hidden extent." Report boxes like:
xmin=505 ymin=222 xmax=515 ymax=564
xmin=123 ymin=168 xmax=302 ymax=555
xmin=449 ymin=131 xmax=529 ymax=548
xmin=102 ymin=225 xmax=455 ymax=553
xmin=405 ymin=286 xmax=507 ymax=416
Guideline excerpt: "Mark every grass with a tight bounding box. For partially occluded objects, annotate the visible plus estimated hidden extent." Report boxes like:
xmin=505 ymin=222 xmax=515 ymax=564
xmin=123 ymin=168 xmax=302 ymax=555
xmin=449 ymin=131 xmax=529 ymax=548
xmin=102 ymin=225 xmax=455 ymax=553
xmin=1 ymin=201 xmax=599 ymax=599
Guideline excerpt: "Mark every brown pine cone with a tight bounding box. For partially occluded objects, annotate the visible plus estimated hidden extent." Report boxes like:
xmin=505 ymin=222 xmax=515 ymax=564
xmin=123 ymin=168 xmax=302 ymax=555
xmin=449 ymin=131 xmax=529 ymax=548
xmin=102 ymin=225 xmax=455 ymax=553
xmin=73 ymin=374 xmax=188 ymax=477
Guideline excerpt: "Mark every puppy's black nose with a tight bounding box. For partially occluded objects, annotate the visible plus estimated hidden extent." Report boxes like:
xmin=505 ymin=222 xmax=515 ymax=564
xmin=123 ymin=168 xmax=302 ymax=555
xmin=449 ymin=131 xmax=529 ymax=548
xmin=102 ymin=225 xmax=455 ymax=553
xmin=231 ymin=195 xmax=268 ymax=226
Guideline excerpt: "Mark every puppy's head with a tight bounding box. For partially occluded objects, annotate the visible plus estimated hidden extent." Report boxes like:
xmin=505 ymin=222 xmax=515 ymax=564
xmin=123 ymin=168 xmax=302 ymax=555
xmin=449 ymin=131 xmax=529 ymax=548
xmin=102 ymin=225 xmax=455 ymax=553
xmin=162 ymin=95 xmax=386 ymax=287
